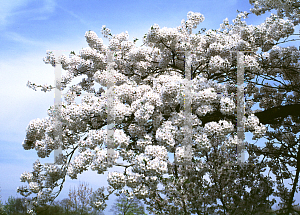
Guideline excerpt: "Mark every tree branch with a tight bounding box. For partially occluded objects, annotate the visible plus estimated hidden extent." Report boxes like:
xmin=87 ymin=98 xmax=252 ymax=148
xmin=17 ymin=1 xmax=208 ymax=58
xmin=287 ymin=143 xmax=300 ymax=214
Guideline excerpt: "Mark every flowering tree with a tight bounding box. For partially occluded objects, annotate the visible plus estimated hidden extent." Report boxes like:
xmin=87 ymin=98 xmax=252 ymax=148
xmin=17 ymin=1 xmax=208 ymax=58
xmin=19 ymin=1 xmax=300 ymax=213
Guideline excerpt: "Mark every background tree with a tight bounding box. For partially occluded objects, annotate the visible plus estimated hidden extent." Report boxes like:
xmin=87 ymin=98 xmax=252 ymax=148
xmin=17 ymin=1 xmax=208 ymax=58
xmin=0 ymin=194 xmax=106 ymax=215
xmin=56 ymin=198 xmax=72 ymax=214
xmin=0 ymin=188 xmax=6 ymax=215
xmin=1 ymin=196 xmax=29 ymax=215
xmin=35 ymin=201 xmax=62 ymax=215
xmin=68 ymin=181 xmax=95 ymax=215
xmin=109 ymin=192 xmax=147 ymax=215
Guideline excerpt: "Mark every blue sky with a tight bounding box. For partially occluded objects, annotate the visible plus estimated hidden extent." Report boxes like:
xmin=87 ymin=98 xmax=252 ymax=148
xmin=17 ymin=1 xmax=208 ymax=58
xmin=0 ymin=0 xmax=299 ymax=213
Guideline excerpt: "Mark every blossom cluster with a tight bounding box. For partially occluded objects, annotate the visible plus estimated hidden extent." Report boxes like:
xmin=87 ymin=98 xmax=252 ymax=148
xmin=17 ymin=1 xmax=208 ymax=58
xmin=204 ymin=120 xmax=234 ymax=137
xmin=44 ymin=164 xmax=65 ymax=186
xmin=22 ymin=117 xmax=61 ymax=155
xmin=108 ymin=30 xmax=129 ymax=51
xmin=237 ymin=13 xmax=294 ymax=52
xmin=123 ymin=171 xmax=142 ymax=189
xmin=107 ymin=171 xmax=126 ymax=189
xmin=20 ymin=172 xmax=34 ymax=183
xmin=186 ymin=11 xmax=205 ymax=30
xmin=132 ymin=184 xmax=149 ymax=199
xmin=133 ymin=102 xmax=155 ymax=124
xmin=245 ymin=114 xmax=267 ymax=139
xmin=18 ymin=160 xmax=64 ymax=208
xmin=193 ymin=87 xmax=218 ymax=104
xmin=67 ymin=150 xmax=94 ymax=179
xmin=136 ymin=135 xmax=153 ymax=151
xmin=194 ymin=133 xmax=211 ymax=150
xmin=196 ymin=104 xmax=214 ymax=116
xmin=109 ymin=100 xmax=132 ymax=124
xmin=208 ymin=55 xmax=227 ymax=71
xmin=144 ymin=145 xmax=168 ymax=160
xmin=68 ymin=128 xmax=129 ymax=177
xmin=223 ymin=135 xmax=240 ymax=148
xmin=85 ymin=30 xmax=106 ymax=51
xmin=94 ymin=70 xmax=129 ymax=87
xmin=175 ymin=145 xmax=193 ymax=163
xmin=133 ymin=151 xmax=168 ymax=175
xmin=220 ymin=97 xmax=236 ymax=115
xmin=249 ymin=0 xmax=300 ymax=25
xmin=155 ymin=121 xmax=178 ymax=148
xmin=79 ymin=47 xmax=106 ymax=65
xmin=89 ymin=187 xmax=109 ymax=211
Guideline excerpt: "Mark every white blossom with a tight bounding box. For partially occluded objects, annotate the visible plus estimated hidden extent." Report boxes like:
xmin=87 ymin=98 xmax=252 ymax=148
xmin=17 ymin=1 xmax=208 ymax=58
xmin=108 ymin=171 xmax=126 ymax=189
xmin=29 ymin=182 xmax=40 ymax=193
xmin=220 ymin=97 xmax=235 ymax=115
xmin=20 ymin=172 xmax=34 ymax=183
xmin=85 ymin=30 xmax=106 ymax=51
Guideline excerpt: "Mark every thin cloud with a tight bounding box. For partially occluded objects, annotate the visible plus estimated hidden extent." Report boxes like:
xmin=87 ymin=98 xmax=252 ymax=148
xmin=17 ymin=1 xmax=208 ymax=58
xmin=56 ymin=5 xmax=89 ymax=26
xmin=3 ymin=31 xmax=47 ymax=46
xmin=27 ymin=0 xmax=56 ymax=20
xmin=40 ymin=0 xmax=55 ymax=13
xmin=0 ymin=0 xmax=56 ymax=29
xmin=227 ymin=0 xmax=238 ymax=5
xmin=0 ymin=0 xmax=30 ymax=28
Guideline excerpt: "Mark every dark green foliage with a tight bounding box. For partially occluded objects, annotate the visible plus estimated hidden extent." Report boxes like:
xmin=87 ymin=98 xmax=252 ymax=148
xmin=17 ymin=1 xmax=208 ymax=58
xmin=3 ymin=196 xmax=28 ymax=215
